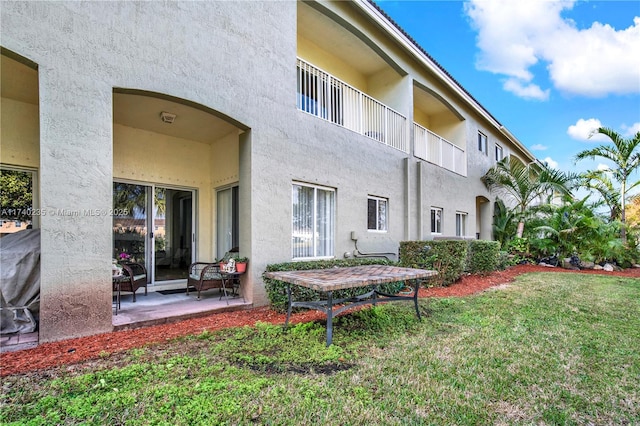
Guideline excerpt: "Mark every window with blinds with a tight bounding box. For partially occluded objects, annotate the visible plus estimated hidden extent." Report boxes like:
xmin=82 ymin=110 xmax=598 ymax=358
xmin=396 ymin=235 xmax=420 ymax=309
xmin=292 ymin=183 xmax=335 ymax=259
xmin=367 ymin=196 xmax=388 ymax=232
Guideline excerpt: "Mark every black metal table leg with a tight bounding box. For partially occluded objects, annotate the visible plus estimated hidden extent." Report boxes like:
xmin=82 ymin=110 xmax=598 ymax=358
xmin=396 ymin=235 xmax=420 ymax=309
xmin=326 ymin=291 xmax=333 ymax=346
xmin=412 ymin=279 xmax=422 ymax=321
xmin=284 ymin=284 xmax=293 ymax=329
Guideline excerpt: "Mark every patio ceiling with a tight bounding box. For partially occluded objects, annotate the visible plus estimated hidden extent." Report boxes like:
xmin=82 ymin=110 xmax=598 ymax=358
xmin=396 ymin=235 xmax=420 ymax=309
xmin=113 ymin=92 xmax=240 ymax=145
xmin=1 ymin=54 xmax=38 ymax=105
xmin=298 ymin=2 xmax=390 ymax=78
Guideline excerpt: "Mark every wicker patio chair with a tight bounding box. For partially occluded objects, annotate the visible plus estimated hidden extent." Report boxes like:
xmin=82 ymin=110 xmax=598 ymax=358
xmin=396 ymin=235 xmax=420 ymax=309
xmin=119 ymin=262 xmax=148 ymax=302
xmin=187 ymin=248 xmax=239 ymax=300
xmin=187 ymin=262 xmax=224 ymax=299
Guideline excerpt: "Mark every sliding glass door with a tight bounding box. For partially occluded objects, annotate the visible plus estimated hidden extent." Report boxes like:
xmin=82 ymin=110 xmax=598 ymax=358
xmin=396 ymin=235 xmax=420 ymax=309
xmin=113 ymin=182 xmax=195 ymax=284
xmin=154 ymin=188 xmax=193 ymax=281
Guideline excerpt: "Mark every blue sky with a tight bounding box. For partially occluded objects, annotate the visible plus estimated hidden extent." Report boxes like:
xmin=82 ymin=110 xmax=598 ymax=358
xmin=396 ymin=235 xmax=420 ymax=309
xmin=375 ymin=0 xmax=640 ymax=177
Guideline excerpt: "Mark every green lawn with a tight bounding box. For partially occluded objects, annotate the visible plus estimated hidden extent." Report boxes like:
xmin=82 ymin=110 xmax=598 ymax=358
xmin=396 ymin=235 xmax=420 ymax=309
xmin=2 ymin=272 xmax=639 ymax=425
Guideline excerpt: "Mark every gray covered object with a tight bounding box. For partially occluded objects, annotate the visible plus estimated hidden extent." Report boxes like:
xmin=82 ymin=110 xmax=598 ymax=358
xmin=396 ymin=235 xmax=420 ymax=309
xmin=1 ymin=229 xmax=40 ymax=334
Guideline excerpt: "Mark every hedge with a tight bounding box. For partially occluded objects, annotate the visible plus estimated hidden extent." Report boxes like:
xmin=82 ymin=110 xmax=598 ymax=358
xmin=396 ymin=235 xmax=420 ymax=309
xmin=399 ymin=240 xmax=467 ymax=287
xmin=466 ymin=240 xmax=501 ymax=275
xmin=263 ymin=258 xmax=405 ymax=312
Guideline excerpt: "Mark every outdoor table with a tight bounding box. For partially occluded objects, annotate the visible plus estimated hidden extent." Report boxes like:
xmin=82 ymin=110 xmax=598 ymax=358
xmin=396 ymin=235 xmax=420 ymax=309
xmin=112 ymin=274 xmax=127 ymax=315
xmin=219 ymin=271 xmax=245 ymax=304
xmin=264 ymin=265 xmax=437 ymax=346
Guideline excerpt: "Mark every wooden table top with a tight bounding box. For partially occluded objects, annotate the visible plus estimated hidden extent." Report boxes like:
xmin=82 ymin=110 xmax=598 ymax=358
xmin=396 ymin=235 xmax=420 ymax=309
xmin=264 ymin=265 xmax=437 ymax=292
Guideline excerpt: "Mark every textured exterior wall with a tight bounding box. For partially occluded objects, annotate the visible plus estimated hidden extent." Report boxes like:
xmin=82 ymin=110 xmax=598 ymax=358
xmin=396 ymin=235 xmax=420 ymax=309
xmin=1 ymin=0 xmax=536 ymax=340
xmin=1 ymin=0 xmax=295 ymax=341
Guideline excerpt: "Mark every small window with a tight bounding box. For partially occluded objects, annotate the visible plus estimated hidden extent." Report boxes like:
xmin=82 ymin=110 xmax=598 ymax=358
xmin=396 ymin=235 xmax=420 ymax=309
xmin=292 ymin=182 xmax=335 ymax=259
xmin=478 ymin=132 xmax=488 ymax=155
xmin=367 ymin=196 xmax=388 ymax=232
xmin=495 ymin=144 xmax=504 ymax=162
xmin=456 ymin=212 xmax=467 ymax=237
xmin=430 ymin=207 xmax=442 ymax=234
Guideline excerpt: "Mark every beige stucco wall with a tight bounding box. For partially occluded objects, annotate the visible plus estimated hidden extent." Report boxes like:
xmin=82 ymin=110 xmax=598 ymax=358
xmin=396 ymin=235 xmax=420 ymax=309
xmin=1 ymin=0 xmax=539 ymax=343
xmin=113 ymin=124 xmax=241 ymax=263
xmin=2 ymin=0 xmax=293 ymax=342
xmin=297 ymin=36 xmax=368 ymax=92
xmin=0 ymin=97 xmax=39 ymax=168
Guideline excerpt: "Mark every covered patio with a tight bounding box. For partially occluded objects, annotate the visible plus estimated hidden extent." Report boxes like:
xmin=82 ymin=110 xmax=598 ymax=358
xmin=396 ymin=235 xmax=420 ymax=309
xmin=112 ymin=286 xmax=252 ymax=331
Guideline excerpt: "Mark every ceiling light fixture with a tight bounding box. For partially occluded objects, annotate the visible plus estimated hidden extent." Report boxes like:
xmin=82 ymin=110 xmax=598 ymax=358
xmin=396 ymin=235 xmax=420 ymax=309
xmin=160 ymin=111 xmax=177 ymax=124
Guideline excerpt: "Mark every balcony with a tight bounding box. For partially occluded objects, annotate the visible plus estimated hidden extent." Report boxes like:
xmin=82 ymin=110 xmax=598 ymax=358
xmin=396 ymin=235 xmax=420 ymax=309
xmin=414 ymin=123 xmax=466 ymax=176
xmin=296 ymin=59 xmax=408 ymax=153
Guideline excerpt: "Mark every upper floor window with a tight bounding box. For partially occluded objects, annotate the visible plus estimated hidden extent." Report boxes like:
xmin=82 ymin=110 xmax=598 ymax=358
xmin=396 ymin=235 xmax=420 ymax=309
xmin=367 ymin=196 xmax=388 ymax=232
xmin=430 ymin=207 xmax=442 ymax=234
xmin=478 ymin=132 xmax=488 ymax=155
xmin=456 ymin=212 xmax=467 ymax=237
xmin=495 ymin=144 xmax=504 ymax=162
xmin=292 ymin=182 xmax=335 ymax=259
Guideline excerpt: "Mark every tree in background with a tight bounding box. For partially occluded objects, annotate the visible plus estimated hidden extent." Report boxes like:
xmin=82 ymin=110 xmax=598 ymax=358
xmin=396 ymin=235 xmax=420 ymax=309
xmin=580 ymin=170 xmax=622 ymax=221
xmin=626 ymin=194 xmax=640 ymax=229
xmin=0 ymin=169 xmax=33 ymax=222
xmin=575 ymin=127 xmax=640 ymax=244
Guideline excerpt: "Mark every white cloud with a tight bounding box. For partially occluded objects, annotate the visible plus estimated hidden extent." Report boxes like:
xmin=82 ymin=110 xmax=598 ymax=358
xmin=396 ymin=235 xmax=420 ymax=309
xmin=530 ymin=144 xmax=548 ymax=151
xmin=597 ymin=163 xmax=611 ymax=172
xmin=464 ymin=1 xmax=640 ymax=98
xmin=503 ymin=78 xmax=550 ymax=100
xmin=622 ymin=122 xmax=640 ymax=137
xmin=542 ymin=157 xmax=559 ymax=169
xmin=567 ymin=118 xmax=609 ymax=141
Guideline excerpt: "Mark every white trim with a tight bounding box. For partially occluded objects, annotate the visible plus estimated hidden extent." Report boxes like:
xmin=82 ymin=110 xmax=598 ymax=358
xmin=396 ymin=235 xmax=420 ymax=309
xmin=430 ymin=206 xmax=443 ymax=234
xmin=291 ymin=181 xmax=336 ymax=259
xmin=367 ymin=195 xmax=388 ymax=232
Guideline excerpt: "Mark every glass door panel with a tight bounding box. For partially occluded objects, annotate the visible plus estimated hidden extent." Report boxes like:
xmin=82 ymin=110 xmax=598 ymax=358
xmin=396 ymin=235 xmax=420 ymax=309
xmin=216 ymin=186 xmax=238 ymax=260
xmin=154 ymin=187 xmax=193 ymax=282
xmin=113 ymin=182 xmax=148 ymax=266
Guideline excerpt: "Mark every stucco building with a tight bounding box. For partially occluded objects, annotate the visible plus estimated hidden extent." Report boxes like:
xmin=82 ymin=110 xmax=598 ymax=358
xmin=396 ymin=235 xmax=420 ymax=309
xmin=1 ymin=0 xmax=537 ymax=343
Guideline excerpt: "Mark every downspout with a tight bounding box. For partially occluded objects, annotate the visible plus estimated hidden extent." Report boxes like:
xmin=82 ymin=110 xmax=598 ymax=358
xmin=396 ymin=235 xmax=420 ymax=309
xmin=405 ymin=157 xmax=410 ymax=240
xmin=418 ymin=161 xmax=423 ymax=240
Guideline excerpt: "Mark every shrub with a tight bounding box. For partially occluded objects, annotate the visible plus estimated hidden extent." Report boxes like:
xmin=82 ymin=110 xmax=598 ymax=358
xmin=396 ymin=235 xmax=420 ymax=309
xmin=399 ymin=240 xmax=467 ymax=287
xmin=466 ymin=240 xmax=501 ymax=275
xmin=505 ymin=237 xmax=532 ymax=263
xmin=496 ymin=251 xmax=515 ymax=270
xmin=263 ymin=258 xmax=405 ymax=312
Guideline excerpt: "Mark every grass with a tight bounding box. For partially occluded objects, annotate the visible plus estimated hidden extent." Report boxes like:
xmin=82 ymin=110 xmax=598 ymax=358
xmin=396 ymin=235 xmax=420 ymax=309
xmin=1 ymin=272 xmax=639 ymax=425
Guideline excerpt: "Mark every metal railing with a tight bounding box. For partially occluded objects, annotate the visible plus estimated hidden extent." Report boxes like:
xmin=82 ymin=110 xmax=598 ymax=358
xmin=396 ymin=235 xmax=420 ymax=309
xmin=414 ymin=123 xmax=466 ymax=176
xmin=297 ymin=58 xmax=408 ymax=153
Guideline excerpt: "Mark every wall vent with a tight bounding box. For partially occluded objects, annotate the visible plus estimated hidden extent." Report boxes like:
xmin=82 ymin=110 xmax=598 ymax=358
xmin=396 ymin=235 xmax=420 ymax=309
xmin=160 ymin=111 xmax=176 ymax=124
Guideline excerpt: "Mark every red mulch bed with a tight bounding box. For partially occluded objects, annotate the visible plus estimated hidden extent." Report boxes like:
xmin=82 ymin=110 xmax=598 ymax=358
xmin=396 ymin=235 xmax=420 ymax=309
xmin=2 ymin=264 xmax=638 ymax=377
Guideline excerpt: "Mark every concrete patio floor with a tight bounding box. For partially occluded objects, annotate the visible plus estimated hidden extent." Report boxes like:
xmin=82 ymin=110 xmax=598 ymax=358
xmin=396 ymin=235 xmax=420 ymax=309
xmin=112 ymin=286 xmax=252 ymax=329
xmin=1 ymin=286 xmax=253 ymax=353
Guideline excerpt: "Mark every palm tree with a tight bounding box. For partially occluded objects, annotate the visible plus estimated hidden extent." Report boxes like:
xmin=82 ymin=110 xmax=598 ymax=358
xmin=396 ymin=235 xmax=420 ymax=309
xmin=580 ymin=170 xmax=622 ymax=221
xmin=575 ymin=127 xmax=640 ymax=243
xmin=532 ymin=196 xmax=601 ymax=258
xmin=481 ymin=156 xmax=576 ymax=238
xmin=491 ymin=198 xmax=517 ymax=246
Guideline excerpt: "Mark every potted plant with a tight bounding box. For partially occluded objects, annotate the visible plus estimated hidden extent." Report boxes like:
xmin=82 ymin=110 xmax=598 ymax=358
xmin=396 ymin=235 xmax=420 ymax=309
xmin=234 ymin=257 xmax=249 ymax=273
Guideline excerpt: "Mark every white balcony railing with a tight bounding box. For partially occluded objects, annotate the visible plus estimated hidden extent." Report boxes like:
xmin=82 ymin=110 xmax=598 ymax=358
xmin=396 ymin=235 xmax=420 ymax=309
xmin=414 ymin=123 xmax=466 ymax=176
xmin=297 ymin=58 xmax=408 ymax=153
